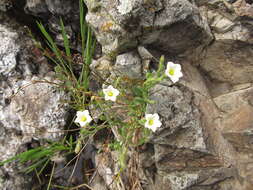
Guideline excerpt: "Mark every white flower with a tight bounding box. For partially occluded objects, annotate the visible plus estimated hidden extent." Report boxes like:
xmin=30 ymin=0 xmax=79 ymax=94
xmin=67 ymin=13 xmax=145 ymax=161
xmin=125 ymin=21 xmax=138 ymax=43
xmin=144 ymin=113 xmax=162 ymax=132
xmin=75 ymin=110 xmax=92 ymax=127
xmin=103 ymin=85 xmax=120 ymax=102
xmin=165 ymin=62 xmax=183 ymax=83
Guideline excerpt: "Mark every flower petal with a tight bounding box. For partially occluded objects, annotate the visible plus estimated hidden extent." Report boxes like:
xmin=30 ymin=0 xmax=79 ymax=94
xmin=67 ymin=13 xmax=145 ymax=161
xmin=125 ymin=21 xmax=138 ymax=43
xmin=108 ymin=85 xmax=114 ymax=90
xmin=103 ymin=88 xmax=107 ymax=94
xmin=113 ymin=89 xmax=120 ymax=96
xmin=76 ymin=111 xmax=84 ymax=117
xmin=74 ymin=117 xmax=80 ymax=123
xmin=104 ymin=95 xmax=110 ymax=101
xmin=170 ymin=76 xmax=179 ymax=83
xmin=156 ymin=120 xmax=162 ymax=128
xmin=174 ymin=64 xmax=182 ymax=71
xmin=177 ymin=71 xmax=183 ymax=78
xmin=145 ymin=114 xmax=153 ymax=120
xmin=109 ymin=96 xmax=117 ymax=102
xmin=150 ymin=125 xmax=157 ymax=132
xmin=153 ymin=113 xmax=159 ymax=121
xmin=79 ymin=121 xmax=88 ymax=127
xmin=83 ymin=110 xmax=90 ymax=115
xmin=145 ymin=122 xmax=150 ymax=129
xmin=166 ymin=62 xmax=175 ymax=68
xmin=85 ymin=115 xmax=92 ymax=123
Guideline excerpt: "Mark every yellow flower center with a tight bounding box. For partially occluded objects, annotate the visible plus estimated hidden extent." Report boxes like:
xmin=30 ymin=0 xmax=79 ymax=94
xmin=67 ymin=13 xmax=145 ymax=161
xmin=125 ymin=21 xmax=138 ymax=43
xmin=168 ymin=68 xmax=175 ymax=76
xmin=148 ymin=119 xmax=154 ymax=126
xmin=108 ymin=91 xmax=114 ymax=97
xmin=81 ymin=116 xmax=87 ymax=122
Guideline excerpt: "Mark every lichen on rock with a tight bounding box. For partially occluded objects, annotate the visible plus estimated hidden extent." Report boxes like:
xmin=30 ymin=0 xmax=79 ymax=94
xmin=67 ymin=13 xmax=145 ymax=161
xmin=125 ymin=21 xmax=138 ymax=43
xmin=0 ymin=25 xmax=19 ymax=77
xmin=85 ymin=0 xmax=213 ymax=56
xmin=0 ymin=12 xmax=70 ymax=190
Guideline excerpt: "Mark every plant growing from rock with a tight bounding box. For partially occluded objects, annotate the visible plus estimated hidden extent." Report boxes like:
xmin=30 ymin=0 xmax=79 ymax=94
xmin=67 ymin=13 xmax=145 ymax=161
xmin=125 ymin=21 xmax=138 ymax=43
xmin=73 ymin=56 xmax=182 ymax=172
xmin=0 ymin=0 xmax=95 ymax=188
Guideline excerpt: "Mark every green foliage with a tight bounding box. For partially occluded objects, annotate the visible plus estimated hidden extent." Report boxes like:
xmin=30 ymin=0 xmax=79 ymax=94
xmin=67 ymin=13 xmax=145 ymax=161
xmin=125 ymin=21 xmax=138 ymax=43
xmin=76 ymin=55 xmax=167 ymax=170
xmin=0 ymin=0 xmax=94 ymax=182
xmin=0 ymin=141 xmax=74 ymax=174
xmin=0 ymin=0 xmax=169 ymax=186
xmin=37 ymin=0 xmax=95 ymax=110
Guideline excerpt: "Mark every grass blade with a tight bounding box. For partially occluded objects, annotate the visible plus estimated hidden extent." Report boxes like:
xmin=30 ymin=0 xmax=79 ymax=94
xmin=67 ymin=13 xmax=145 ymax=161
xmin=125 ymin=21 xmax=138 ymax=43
xmin=60 ymin=18 xmax=71 ymax=60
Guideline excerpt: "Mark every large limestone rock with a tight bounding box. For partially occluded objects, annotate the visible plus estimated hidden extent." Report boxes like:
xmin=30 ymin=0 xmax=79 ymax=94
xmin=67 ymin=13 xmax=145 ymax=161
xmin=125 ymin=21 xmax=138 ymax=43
xmin=85 ymin=0 xmax=213 ymax=56
xmin=198 ymin=0 xmax=253 ymax=85
xmin=0 ymin=14 xmax=69 ymax=189
xmin=140 ymin=62 xmax=238 ymax=190
xmin=1 ymin=76 xmax=68 ymax=140
xmin=24 ymin=0 xmax=79 ymax=49
xmin=85 ymin=1 xmax=253 ymax=189
xmin=214 ymin=85 xmax=253 ymax=189
xmin=31 ymin=0 xmax=253 ymax=189
xmin=92 ymin=61 xmax=244 ymax=190
xmin=147 ymin=84 xmax=207 ymax=152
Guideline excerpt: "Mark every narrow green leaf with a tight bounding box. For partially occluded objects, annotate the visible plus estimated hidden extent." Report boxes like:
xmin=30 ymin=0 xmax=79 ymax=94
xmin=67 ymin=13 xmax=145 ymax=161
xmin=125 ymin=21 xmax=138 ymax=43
xmin=60 ymin=18 xmax=71 ymax=59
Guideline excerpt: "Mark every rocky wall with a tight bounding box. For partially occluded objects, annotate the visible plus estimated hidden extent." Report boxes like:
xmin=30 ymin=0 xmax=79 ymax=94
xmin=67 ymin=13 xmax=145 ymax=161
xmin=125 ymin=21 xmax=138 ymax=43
xmin=0 ymin=0 xmax=253 ymax=189
xmin=0 ymin=7 xmax=69 ymax=189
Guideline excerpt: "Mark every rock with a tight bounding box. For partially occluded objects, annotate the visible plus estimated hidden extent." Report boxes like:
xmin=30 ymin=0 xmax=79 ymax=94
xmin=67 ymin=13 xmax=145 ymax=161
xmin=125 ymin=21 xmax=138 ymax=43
xmin=114 ymin=51 xmax=143 ymax=79
xmin=0 ymin=25 xmax=19 ymax=77
xmin=45 ymin=0 xmax=74 ymax=15
xmin=49 ymin=16 xmax=74 ymax=44
xmin=2 ymin=76 xmax=68 ymax=139
xmin=138 ymin=62 xmax=246 ymax=190
xmin=81 ymin=0 xmax=253 ymax=188
xmin=166 ymin=172 xmax=199 ymax=190
xmin=90 ymin=56 xmax=113 ymax=80
xmin=198 ymin=4 xmax=253 ymax=85
xmin=95 ymin=152 xmax=119 ymax=190
xmin=52 ymin=145 xmax=97 ymax=188
xmin=25 ymin=0 xmax=48 ymax=15
xmin=214 ymin=86 xmax=253 ymax=154
xmin=90 ymin=174 xmax=108 ymax=190
xmin=211 ymin=83 xmax=253 ymax=188
xmin=2 ymin=0 xmax=253 ymax=189
xmin=0 ymin=14 xmax=69 ymax=190
xmin=147 ymin=84 xmax=207 ymax=152
xmin=0 ymin=112 xmax=40 ymax=190
xmin=24 ymin=0 xmax=80 ymax=50
xmin=205 ymin=8 xmax=253 ymax=43
xmin=143 ymin=73 xmax=237 ymax=189
xmin=137 ymin=46 xmax=154 ymax=60
xmin=200 ymin=41 xmax=253 ymax=84
xmin=233 ymin=0 xmax=253 ymax=18
xmin=154 ymin=144 xmax=222 ymax=173
xmin=0 ymin=0 xmax=12 ymax=12
xmin=0 ymin=127 xmax=32 ymax=190
xmin=25 ymin=0 xmax=77 ymax=16
xmin=92 ymin=58 xmax=250 ymax=189
xmin=196 ymin=168 xmax=237 ymax=186
xmin=85 ymin=0 xmax=213 ymax=56
xmin=0 ymin=167 xmax=31 ymax=190
xmin=0 ymin=21 xmax=68 ymax=142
